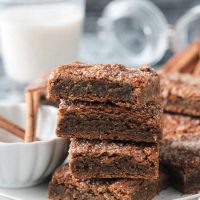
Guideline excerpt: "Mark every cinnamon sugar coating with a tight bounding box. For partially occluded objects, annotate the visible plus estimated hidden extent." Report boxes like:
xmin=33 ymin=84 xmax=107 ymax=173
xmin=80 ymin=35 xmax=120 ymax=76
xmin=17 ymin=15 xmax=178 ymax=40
xmin=161 ymin=73 xmax=200 ymax=116
xmin=161 ymin=113 xmax=200 ymax=193
xmin=56 ymin=99 xmax=162 ymax=142
xmin=48 ymin=62 xmax=160 ymax=107
xmin=69 ymin=139 xmax=159 ymax=180
xmin=49 ymin=164 xmax=168 ymax=200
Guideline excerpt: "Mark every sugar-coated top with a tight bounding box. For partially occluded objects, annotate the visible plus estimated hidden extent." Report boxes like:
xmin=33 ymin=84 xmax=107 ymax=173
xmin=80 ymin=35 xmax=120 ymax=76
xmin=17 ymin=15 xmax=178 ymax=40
xmin=49 ymin=62 xmax=159 ymax=88
xmin=163 ymin=113 xmax=200 ymax=139
xmin=161 ymin=113 xmax=200 ymax=168
xmin=70 ymin=139 xmax=158 ymax=163
xmin=161 ymin=73 xmax=200 ymax=100
xmin=51 ymin=164 xmax=164 ymax=194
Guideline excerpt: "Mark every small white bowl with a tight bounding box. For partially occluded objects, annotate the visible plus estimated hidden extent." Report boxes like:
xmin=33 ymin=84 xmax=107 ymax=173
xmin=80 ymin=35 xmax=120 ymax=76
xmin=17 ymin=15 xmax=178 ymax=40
xmin=0 ymin=103 xmax=68 ymax=188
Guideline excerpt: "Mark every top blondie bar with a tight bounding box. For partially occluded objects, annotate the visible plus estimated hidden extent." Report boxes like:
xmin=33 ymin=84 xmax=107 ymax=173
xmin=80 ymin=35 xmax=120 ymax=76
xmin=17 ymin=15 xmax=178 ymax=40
xmin=48 ymin=62 xmax=160 ymax=106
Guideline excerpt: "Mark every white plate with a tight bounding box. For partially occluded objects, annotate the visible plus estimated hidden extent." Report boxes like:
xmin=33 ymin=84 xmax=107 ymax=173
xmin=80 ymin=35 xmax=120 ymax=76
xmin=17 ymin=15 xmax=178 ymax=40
xmin=0 ymin=184 xmax=198 ymax=200
xmin=0 ymin=183 xmax=48 ymax=200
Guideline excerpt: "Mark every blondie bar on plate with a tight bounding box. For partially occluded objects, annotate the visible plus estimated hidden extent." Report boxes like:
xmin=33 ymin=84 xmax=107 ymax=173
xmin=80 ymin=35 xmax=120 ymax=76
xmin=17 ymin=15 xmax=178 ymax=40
xmin=49 ymin=164 xmax=168 ymax=200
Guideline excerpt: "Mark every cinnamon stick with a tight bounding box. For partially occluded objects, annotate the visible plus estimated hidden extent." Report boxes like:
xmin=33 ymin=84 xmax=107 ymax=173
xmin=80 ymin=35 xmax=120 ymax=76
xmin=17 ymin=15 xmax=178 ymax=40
xmin=25 ymin=91 xmax=35 ymax=142
xmin=0 ymin=114 xmax=39 ymax=142
xmin=162 ymin=42 xmax=199 ymax=73
xmin=33 ymin=90 xmax=41 ymax=134
xmin=193 ymin=59 xmax=200 ymax=76
xmin=193 ymin=42 xmax=200 ymax=76
xmin=25 ymin=72 xmax=49 ymax=142
xmin=25 ymin=89 xmax=44 ymax=142
xmin=0 ymin=115 xmax=24 ymax=139
xmin=180 ymin=57 xmax=199 ymax=73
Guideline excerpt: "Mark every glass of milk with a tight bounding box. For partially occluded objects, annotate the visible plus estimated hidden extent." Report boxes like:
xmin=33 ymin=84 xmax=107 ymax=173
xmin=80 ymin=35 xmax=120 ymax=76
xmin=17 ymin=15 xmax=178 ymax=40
xmin=0 ymin=0 xmax=85 ymax=83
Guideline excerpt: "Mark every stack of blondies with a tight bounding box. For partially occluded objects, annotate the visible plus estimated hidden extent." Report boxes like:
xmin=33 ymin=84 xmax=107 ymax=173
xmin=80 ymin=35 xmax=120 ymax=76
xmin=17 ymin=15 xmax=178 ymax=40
xmin=47 ymin=62 xmax=168 ymax=200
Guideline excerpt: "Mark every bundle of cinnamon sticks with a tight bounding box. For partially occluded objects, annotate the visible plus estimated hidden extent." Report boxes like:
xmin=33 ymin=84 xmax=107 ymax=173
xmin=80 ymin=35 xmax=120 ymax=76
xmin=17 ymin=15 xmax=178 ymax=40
xmin=25 ymin=84 xmax=46 ymax=142
xmin=25 ymin=71 xmax=59 ymax=142
xmin=0 ymin=73 xmax=48 ymax=143
xmin=0 ymin=114 xmax=40 ymax=142
xmin=161 ymin=41 xmax=200 ymax=75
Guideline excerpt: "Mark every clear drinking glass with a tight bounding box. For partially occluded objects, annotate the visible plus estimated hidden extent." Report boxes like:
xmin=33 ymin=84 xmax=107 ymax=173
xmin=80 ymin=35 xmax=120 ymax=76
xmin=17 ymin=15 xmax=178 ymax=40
xmin=173 ymin=5 xmax=200 ymax=52
xmin=0 ymin=0 xmax=85 ymax=83
xmin=98 ymin=0 xmax=169 ymax=66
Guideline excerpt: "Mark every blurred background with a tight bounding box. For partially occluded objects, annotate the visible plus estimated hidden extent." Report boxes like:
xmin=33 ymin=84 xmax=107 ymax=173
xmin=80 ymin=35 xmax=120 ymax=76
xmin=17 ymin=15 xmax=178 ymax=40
xmin=86 ymin=0 xmax=200 ymax=26
xmin=0 ymin=0 xmax=200 ymax=101
xmin=81 ymin=0 xmax=200 ymax=64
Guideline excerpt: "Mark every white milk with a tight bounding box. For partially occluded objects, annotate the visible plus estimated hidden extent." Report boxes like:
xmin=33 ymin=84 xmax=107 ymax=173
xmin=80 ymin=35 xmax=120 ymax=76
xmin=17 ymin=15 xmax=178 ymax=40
xmin=0 ymin=3 xmax=84 ymax=82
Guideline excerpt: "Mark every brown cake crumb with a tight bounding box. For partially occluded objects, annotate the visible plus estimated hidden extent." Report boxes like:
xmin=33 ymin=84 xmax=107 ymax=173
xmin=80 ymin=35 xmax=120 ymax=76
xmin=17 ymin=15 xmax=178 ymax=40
xmin=49 ymin=164 xmax=169 ymax=200
xmin=161 ymin=113 xmax=200 ymax=193
xmin=69 ymin=139 xmax=159 ymax=180
xmin=56 ymin=99 xmax=162 ymax=142
xmin=48 ymin=62 xmax=160 ymax=107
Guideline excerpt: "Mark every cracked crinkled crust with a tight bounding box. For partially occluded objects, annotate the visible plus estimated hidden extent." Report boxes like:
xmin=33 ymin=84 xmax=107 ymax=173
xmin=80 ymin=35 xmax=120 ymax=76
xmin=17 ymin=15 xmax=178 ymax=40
xmin=47 ymin=62 xmax=160 ymax=106
xmin=161 ymin=73 xmax=200 ymax=99
xmin=161 ymin=113 xmax=200 ymax=169
xmin=59 ymin=99 xmax=162 ymax=120
xmin=69 ymin=139 xmax=159 ymax=180
xmin=59 ymin=99 xmax=162 ymax=125
xmin=160 ymin=73 xmax=200 ymax=116
xmin=49 ymin=165 xmax=168 ymax=200
xmin=70 ymin=139 xmax=158 ymax=162
xmin=162 ymin=113 xmax=200 ymax=139
xmin=49 ymin=63 xmax=158 ymax=88
xmin=49 ymin=165 xmax=143 ymax=200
